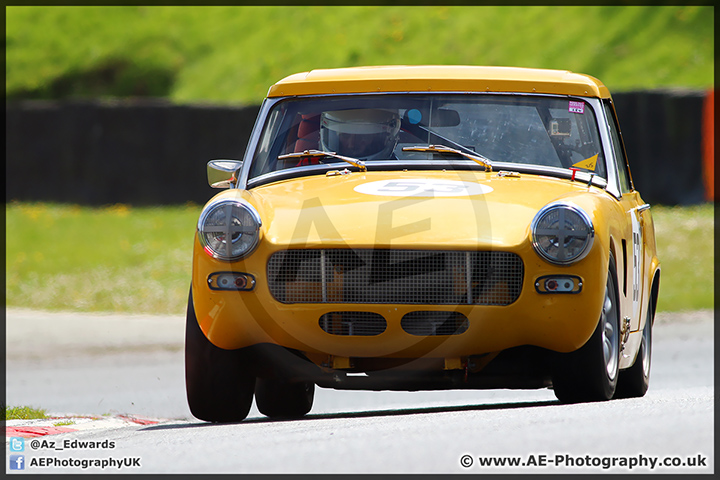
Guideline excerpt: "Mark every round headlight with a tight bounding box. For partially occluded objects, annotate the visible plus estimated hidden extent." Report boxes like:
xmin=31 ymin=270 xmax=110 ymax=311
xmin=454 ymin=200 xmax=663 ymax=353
xmin=531 ymin=203 xmax=594 ymax=265
xmin=198 ymin=200 xmax=262 ymax=261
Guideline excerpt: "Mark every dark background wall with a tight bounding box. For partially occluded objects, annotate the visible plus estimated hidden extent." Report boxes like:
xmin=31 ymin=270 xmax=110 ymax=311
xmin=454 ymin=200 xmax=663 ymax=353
xmin=6 ymin=100 xmax=260 ymax=206
xmin=612 ymin=90 xmax=708 ymax=205
xmin=5 ymin=91 xmax=711 ymax=206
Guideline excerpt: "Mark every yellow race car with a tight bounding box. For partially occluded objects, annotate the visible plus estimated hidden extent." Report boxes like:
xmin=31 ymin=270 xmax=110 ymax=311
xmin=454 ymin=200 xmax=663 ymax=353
xmin=185 ymin=66 xmax=660 ymax=422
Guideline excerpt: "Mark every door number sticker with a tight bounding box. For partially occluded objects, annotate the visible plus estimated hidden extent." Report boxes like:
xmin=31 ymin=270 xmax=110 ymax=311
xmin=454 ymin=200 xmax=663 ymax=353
xmin=631 ymin=210 xmax=642 ymax=319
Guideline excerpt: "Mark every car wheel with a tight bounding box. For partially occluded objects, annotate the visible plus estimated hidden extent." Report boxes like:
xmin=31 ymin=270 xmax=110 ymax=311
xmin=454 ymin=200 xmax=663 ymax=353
xmin=185 ymin=289 xmax=255 ymax=422
xmin=255 ymin=378 xmax=315 ymax=419
xmin=552 ymin=256 xmax=620 ymax=403
xmin=615 ymin=299 xmax=653 ymax=398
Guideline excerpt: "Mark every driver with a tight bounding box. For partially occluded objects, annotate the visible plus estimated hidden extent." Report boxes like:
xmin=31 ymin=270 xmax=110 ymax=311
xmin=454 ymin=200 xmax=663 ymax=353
xmin=319 ymin=108 xmax=401 ymax=160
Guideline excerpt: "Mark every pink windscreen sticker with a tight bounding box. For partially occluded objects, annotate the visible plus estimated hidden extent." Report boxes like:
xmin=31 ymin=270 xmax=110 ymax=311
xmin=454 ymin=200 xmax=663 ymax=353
xmin=569 ymin=101 xmax=585 ymax=114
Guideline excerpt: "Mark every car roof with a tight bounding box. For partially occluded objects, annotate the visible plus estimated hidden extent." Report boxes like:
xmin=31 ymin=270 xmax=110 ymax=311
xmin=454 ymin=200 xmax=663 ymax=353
xmin=267 ymin=65 xmax=611 ymax=99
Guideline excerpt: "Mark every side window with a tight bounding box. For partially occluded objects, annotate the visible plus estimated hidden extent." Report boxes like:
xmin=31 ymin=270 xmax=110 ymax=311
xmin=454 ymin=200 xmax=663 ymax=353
xmin=603 ymin=100 xmax=632 ymax=193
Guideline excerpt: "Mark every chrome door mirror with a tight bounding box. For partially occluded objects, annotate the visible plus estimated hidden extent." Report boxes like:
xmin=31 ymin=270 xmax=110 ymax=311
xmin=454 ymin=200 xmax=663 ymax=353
xmin=207 ymin=159 xmax=243 ymax=188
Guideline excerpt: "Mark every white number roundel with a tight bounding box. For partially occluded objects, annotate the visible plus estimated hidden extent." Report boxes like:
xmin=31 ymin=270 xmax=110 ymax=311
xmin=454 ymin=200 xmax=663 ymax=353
xmin=354 ymin=179 xmax=493 ymax=197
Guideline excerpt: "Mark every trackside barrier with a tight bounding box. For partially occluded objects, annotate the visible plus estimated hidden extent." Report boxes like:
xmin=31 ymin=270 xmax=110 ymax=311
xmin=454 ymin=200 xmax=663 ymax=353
xmin=5 ymin=100 xmax=260 ymax=206
xmin=612 ymin=90 xmax=708 ymax=205
xmin=4 ymin=91 xmax=713 ymax=206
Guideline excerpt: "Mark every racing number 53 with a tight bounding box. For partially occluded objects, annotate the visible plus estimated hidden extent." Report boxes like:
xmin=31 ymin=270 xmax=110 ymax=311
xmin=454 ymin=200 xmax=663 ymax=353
xmin=377 ymin=180 xmax=465 ymax=194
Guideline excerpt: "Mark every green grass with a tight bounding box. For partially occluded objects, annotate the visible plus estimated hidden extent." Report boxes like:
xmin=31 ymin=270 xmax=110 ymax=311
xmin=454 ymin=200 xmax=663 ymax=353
xmin=53 ymin=420 xmax=75 ymax=426
xmin=5 ymin=405 xmax=48 ymax=420
xmin=5 ymin=6 xmax=714 ymax=104
xmin=5 ymin=201 xmax=199 ymax=314
xmin=5 ymin=202 xmax=713 ymax=314
xmin=652 ymin=203 xmax=714 ymax=312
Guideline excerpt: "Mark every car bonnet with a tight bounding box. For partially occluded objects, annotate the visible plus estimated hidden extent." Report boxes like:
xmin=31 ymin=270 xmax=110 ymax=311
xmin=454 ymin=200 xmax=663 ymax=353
xmin=246 ymin=170 xmax=604 ymax=250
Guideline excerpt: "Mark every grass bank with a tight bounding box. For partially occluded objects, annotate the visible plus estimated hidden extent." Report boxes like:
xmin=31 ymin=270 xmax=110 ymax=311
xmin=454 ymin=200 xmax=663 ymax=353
xmin=5 ymin=202 xmax=713 ymax=314
xmin=6 ymin=6 xmax=714 ymax=104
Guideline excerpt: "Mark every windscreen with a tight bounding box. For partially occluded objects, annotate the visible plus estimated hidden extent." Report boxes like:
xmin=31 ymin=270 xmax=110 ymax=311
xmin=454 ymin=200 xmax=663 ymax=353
xmin=249 ymin=94 xmax=606 ymax=180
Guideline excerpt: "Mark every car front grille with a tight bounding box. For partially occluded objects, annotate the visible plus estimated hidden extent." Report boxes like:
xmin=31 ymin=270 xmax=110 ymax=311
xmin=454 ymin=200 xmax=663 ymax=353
xmin=267 ymin=249 xmax=523 ymax=305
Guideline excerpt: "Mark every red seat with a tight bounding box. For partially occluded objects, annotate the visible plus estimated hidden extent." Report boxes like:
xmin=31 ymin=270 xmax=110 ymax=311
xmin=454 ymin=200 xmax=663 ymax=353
xmin=294 ymin=114 xmax=321 ymax=166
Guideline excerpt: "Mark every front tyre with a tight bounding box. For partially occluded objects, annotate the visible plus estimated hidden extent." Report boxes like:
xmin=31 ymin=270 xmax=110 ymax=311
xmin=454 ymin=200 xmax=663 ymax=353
xmin=255 ymin=378 xmax=315 ymax=419
xmin=185 ymin=289 xmax=255 ymax=422
xmin=615 ymin=299 xmax=653 ymax=398
xmin=552 ymin=256 xmax=620 ymax=403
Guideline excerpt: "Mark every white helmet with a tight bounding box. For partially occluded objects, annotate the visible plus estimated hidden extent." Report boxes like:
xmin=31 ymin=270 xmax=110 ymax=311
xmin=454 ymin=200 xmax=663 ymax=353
xmin=320 ymin=109 xmax=401 ymax=160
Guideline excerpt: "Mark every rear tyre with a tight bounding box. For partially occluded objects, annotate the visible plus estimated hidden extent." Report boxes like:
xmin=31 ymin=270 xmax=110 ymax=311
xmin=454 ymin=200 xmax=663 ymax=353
xmin=185 ymin=289 xmax=255 ymax=422
xmin=552 ymin=257 xmax=620 ymax=403
xmin=615 ymin=299 xmax=653 ymax=398
xmin=255 ymin=378 xmax=315 ymax=419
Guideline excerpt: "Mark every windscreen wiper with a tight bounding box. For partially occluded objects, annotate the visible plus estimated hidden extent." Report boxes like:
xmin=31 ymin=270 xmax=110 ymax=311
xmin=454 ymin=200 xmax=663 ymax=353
xmin=402 ymin=144 xmax=493 ymax=172
xmin=278 ymin=150 xmax=366 ymax=172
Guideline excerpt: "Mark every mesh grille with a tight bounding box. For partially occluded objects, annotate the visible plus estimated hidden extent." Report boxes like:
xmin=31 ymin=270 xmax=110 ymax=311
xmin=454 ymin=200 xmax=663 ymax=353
xmin=401 ymin=311 xmax=469 ymax=336
xmin=319 ymin=312 xmax=387 ymax=336
xmin=268 ymin=249 xmax=523 ymax=305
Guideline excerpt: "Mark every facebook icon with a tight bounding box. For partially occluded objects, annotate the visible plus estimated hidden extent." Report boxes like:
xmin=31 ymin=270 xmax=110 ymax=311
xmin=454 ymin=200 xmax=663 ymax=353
xmin=10 ymin=455 xmax=25 ymax=470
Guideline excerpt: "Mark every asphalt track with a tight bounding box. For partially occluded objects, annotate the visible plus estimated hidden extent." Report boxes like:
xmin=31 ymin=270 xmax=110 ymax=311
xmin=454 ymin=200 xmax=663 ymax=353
xmin=4 ymin=308 xmax=714 ymax=474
